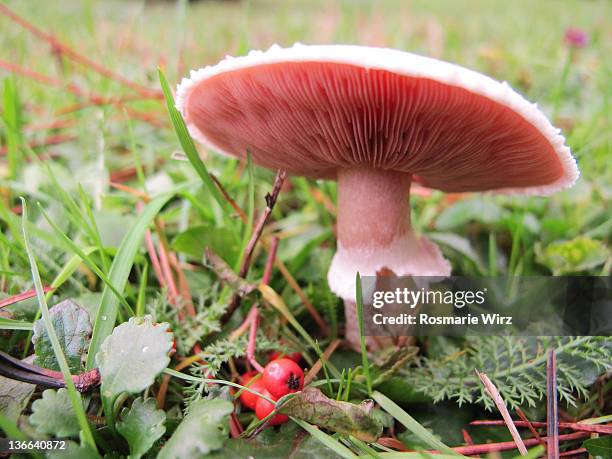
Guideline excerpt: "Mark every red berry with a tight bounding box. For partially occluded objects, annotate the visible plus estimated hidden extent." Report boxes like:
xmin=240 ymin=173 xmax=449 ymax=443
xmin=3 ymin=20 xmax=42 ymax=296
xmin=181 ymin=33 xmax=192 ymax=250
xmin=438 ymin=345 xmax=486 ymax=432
xmin=262 ymin=358 xmax=304 ymax=398
xmin=269 ymin=351 xmax=302 ymax=363
xmin=255 ymin=389 xmax=288 ymax=426
xmin=239 ymin=372 xmax=266 ymax=411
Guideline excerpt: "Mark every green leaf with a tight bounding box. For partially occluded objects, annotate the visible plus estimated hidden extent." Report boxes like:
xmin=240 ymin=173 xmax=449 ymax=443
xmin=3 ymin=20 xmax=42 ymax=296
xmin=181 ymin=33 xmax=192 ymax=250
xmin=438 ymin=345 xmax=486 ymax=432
xmin=172 ymin=225 xmax=239 ymax=265
xmin=436 ymin=198 xmax=504 ymax=230
xmin=92 ymin=209 xmax=136 ymax=248
xmin=429 ymin=232 xmax=485 ymax=273
xmin=117 ymin=397 xmax=166 ymax=459
xmin=536 ymin=236 xmax=609 ymax=275
xmin=86 ymin=193 xmax=173 ymax=369
xmin=157 ymin=398 xmax=233 ymax=459
xmin=584 ymin=437 xmax=612 ymax=458
xmin=97 ymin=315 xmax=172 ymax=402
xmin=30 ymin=388 xmax=82 ymax=437
xmin=32 ymin=299 xmax=91 ymax=372
xmin=0 ymin=375 xmax=35 ymax=422
xmin=278 ymin=388 xmax=382 ymax=442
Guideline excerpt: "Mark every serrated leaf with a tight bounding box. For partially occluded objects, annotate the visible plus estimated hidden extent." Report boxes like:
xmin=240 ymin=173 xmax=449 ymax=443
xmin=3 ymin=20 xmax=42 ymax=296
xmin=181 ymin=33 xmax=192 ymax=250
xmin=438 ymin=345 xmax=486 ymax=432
xmin=29 ymin=388 xmax=82 ymax=437
xmin=32 ymin=300 xmax=91 ymax=372
xmin=117 ymin=397 xmax=166 ymax=459
xmin=97 ymin=315 xmax=172 ymax=401
xmin=0 ymin=375 xmax=35 ymax=422
xmin=278 ymin=387 xmax=382 ymax=442
xmin=158 ymin=398 xmax=233 ymax=459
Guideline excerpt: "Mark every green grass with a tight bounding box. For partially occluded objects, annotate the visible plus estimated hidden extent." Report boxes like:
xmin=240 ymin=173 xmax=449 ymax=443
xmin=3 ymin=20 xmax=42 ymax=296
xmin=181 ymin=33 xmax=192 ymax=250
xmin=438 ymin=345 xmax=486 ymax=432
xmin=0 ymin=0 xmax=610 ymax=456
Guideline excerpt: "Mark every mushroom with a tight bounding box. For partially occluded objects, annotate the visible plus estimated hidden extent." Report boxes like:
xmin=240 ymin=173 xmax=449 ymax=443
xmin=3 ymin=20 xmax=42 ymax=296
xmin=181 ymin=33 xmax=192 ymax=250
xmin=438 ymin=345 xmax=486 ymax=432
xmin=176 ymin=44 xmax=579 ymax=350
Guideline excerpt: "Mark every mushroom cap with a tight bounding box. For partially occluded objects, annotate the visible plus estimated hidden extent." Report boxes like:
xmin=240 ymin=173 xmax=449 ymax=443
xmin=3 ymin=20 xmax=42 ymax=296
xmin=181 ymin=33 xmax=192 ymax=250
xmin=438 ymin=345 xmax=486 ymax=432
xmin=177 ymin=44 xmax=578 ymax=195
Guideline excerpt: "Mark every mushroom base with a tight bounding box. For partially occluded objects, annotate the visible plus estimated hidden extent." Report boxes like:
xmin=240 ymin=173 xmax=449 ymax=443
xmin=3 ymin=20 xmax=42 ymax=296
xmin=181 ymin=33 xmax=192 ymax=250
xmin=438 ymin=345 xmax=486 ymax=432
xmin=328 ymin=230 xmax=451 ymax=302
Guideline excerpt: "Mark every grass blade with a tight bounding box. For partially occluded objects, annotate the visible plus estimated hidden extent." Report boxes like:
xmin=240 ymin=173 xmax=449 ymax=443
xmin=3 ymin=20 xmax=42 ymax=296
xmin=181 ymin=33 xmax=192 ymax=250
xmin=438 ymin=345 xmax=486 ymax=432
xmin=39 ymin=206 xmax=134 ymax=316
xmin=372 ymin=391 xmax=462 ymax=457
xmin=0 ymin=317 xmax=33 ymax=330
xmin=1 ymin=77 xmax=22 ymax=181
xmin=157 ymin=68 xmax=235 ymax=224
xmin=86 ymin=193 xmax=173 ymax=369
xmin=21 ymin=199 xmax=97 ymax=451
xmin=292 ymin=419 xmax=356 ymax=458
xmin=136 ymin=262 xmax=149 ymax=317
xmin=355 ymin=273 xmax=372 ymax=395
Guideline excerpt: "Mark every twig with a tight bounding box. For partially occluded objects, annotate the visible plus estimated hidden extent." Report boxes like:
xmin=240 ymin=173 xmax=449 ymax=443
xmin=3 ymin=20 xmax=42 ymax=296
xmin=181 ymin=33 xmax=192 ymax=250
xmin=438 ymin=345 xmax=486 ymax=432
xmin=0 ymin=286 xmax=54 ymax=309
xmin=0 ymin=351 xmax=100 ymax=392
xmin=168 ymin=252 xmax=197 ymax=319
xmin=461 ymin=429 xmax=479 ymax=459
xmin=380 ymin=432 xmax=590 ymax=455
xmin=56 ymin=93 xmax=161 ymax=114
xmin=247 ymin=306 xmax=264 ymax=373
xmin=273 ymin=254 xmax=329 ymax=335
xmin=229 ymin=413 xmax=243 ymax=438
xmin=240 ymin=170 xmax=287 ymax=278
xmin=0 ymin=4 xmax=160 ymax=98
xmin=262 ymin=236 xmax=279 ymax=285
xmin=547 ymin=348 xmax=559 ymax=459
xmin=0 ymin=59 xmax=164 ymax=127
xmin=209 ymin=173 xmax=248 ymax=222
xmin=559 ymin=448 xmax=587 ymax=457
xmin=442 ymin=432 xmax=588 ymax=456
xmin=515 ymin=408 xmax=545 ymax=445
xmin=0 ymin=134 xmax=76 ymax=156
xmin=377 ymin=437 xmax=409 ymax=451
xmin=221 ymin=170 xmax=287 ymax=324
xmin=109 ymin=158 xmax=166 ymax=183
xmin=211 ymin=170 xmax=328 ymax=335
xmin=204 ymin=248 xmax=256 ymax=297
xmin=108 ymin=182 xmax=150 ymax=201
xmin=156 ymin=234 xmax=179 ymax=306
xmin=138 ymin=200 xmax=165 ymax=289
xmin=471 ymin=419 xmax=612 ymax=434
xmin=477 ymin=370 xmax=528 ymax=455
xmin=24 ymin=119 xmax=77 ymax=132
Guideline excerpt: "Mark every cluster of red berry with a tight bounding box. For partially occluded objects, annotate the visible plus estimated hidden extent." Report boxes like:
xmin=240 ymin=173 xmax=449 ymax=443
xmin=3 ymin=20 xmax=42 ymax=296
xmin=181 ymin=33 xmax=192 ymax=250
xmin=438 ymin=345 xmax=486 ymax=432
xmin=239 ymin=353 xmax=304 ymax=426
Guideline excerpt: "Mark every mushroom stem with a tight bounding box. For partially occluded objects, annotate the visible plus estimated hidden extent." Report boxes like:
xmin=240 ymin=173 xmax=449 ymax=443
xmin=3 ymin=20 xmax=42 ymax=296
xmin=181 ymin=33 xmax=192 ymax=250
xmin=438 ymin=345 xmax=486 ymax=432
xmin=328 ymin=168 xmax=451 ymax=350
xmin=337 ymin=168 xmax=412 ymax=251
